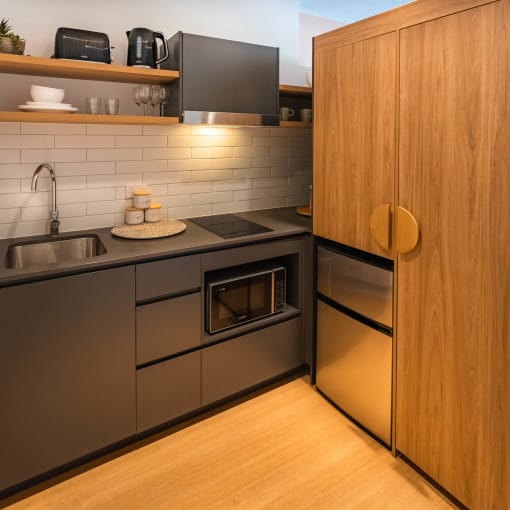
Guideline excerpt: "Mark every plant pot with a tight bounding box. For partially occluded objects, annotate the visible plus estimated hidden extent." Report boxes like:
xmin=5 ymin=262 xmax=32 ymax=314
xmin=0 ymin=36 xmax=25 ymax=55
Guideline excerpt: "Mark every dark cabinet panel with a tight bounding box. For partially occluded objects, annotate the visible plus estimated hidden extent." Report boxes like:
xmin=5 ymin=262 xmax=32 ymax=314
xmin=136 ymin=292 xmax=201 ymax=365
xmin=137 ymin=351 xmax=201 ymax=432
xmin=0 ymin=267 xmax=136 ymax=491
xmin=136 ymin=255 xmax=200 ymax=301
xmin=202 ymin=318 xmax=301 ymax=405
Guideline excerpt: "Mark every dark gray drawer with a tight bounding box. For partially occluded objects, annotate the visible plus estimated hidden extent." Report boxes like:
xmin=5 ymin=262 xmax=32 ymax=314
xmin=202 ymin=318 xmax=301 ymax=405
xmin=136 ymin=255 xmax=201 ymax=301
xmin=136 ymin=351 xmax=201 ymax=432
xmin=136 ymin=292 xmax=201 ymax=365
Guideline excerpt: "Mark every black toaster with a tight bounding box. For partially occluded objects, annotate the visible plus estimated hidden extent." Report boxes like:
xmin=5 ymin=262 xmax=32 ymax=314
xmin=54 ymin=27 xmax=111 ymax=64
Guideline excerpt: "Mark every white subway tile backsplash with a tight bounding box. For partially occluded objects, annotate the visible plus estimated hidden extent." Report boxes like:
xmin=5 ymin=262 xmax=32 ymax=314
xmin=143 ymin=147 xmax=191 ymax=160
xmin=55 ymin=135 xmax=115 ymax=149
xmin=0 ymin=179 xmax=21 ymax=194
xmin=0 ymin=123 xmax=20 ymax=135
xmin=21 ymin=148 xmax=86 ymax=163
xmin=0 ymin=208 xmax=21 ymax=223
xmin=0 ymin=150 xmax=20 ymax=164
xmin=87 ymin=148 xmax=142 ymax=162
xmin=87 ymin=124 xmax=142 ymax=135
xmin=22 ymin=123 xmax=86 ymax=135
xmin=0 ymin=122 xmax=312 ymax=238
xmin=192 ymin=147 xmax=233 ymax=159
xmin=0 ymin=135 xmax=54 ymax=149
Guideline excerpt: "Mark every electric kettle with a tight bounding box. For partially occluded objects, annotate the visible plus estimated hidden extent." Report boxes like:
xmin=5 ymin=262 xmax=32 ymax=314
xmin=126 ymin=28 xmax=169 ymax=68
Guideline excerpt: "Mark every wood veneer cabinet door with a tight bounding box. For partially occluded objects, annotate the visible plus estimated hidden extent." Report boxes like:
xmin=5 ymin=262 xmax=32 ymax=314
xmin=396 ymin=2 xmax=510 ymax=508
xmin=313 ymin=32 xmax=396 ymax=257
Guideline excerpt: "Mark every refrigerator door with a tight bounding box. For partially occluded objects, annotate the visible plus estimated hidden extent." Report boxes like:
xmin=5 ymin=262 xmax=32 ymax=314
xmin=316 ymin=299 xmax=392 ymax=445
xmin=317 ymin=246 xmax=392 ymax=328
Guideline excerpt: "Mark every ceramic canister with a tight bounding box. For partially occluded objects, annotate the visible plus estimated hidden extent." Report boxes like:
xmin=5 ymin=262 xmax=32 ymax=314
xmin=125 ymin=207 xmax=144 ymax=225
xmin=132 ymin=189 xmax=152 ymax=209
xmin=144 ymin=203 xmax=162 ymax=222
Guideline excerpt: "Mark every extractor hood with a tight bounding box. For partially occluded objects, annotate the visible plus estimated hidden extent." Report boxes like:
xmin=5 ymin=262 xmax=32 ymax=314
xmin=161 ymin=32 xmax=280 ymax=126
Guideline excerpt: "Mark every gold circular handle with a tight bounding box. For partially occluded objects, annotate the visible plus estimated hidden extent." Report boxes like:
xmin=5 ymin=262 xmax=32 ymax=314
xmin=395 ymin=206 xmax=419 ymax=254
xmin=369 ymin=204 xmax=391 ymax=251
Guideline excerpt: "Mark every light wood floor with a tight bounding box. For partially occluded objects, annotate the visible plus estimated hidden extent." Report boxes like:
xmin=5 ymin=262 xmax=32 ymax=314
xmin=1 ymin=378 xmax=455 ymax=510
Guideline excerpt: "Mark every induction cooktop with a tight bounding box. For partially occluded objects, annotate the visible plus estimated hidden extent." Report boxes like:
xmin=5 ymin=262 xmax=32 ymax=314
xmin=189 ymin=214 xmax=273 ymax=239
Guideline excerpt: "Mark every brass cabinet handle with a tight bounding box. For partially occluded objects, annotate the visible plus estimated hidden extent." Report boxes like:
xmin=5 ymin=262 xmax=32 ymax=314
xmin=369 ymin=204 xmax=391 ymax=251
xmin=395 ymin=205 xmax=419 ymax=254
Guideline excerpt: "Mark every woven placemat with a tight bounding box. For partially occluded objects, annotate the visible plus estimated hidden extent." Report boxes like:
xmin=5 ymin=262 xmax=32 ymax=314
xmin=111 ymin=219 xmax=187 ymax=239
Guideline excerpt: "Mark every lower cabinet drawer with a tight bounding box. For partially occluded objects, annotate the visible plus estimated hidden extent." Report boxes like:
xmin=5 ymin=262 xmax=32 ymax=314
xmin=137 ymin=351 xmax=201 ymax=432
xmin=136 ymin=292 xmax=201 ymax=365
xmin=202 ymin=318 xmax=301 ymax=406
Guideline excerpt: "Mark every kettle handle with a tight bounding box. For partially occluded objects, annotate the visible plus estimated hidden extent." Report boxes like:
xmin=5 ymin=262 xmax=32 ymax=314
xmin=154 ymin=31 xmax=169 ymax=65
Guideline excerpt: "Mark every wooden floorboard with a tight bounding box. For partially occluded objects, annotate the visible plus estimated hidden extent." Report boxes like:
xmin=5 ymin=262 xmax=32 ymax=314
xmin=1 ymin=378 xmax=455 ymax=509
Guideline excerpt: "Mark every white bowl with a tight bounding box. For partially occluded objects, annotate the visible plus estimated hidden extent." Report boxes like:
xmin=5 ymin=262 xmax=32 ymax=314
xmin=30 ymin=85 xmax=65 ymax=104
xmin=305 ymin=71 xmax=312 ymax=88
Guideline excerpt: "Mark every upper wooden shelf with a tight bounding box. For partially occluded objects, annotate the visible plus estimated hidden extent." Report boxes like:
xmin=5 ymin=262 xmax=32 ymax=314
xmin=279 ymin=84 xmax=312 ymax=96
xmin=0 ymin=53 xmax=179 ymax=84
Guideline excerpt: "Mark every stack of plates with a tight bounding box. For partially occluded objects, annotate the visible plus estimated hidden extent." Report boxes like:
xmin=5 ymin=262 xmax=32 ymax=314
xmin=18 ymin=101 xmax=78 ymax=113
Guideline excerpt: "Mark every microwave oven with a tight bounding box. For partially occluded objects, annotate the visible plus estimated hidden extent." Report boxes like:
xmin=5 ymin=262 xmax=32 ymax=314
xmin=206 ymin=264 xmax=286 ymax=334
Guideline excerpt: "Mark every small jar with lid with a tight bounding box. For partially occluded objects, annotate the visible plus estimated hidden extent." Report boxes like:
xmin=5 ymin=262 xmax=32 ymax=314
xmin=145 ymin=203 xmax=162 ymax=223
xmin=125 ymin=207 xmax=144 ymax=225
xmin=132 ymin=189 xmax=151 ymax=209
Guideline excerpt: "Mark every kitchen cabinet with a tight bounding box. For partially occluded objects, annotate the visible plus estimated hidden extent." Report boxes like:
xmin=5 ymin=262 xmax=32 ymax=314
xmin=0 ymin=266 xmax=136 ymax=492
xmin=0 ymin=53 xmax=311 ymax=126
xmin=313 ymin=1 xmax=510 ymax=508
xmin=313 ymin=32 xmax=396 ymax=257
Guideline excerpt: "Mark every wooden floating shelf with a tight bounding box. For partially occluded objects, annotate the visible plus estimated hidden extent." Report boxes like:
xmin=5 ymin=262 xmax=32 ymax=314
xmin=0 ymin=53 xmax=179 ymax=84
xmin=280 ymin=121 xmax=312 ymax=128
xmin=0 ymin=112 xmax=180 ymax=125
xmin=279 ymin=84 xmax=312 ymax=95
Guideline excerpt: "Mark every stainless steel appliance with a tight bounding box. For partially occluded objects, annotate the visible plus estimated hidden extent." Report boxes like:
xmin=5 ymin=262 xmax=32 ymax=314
xmin=126 ymin=28 xmax=169 ymax=68
xmin=161 ymin=32 xmax=279 ymax=126
xmin=316 ymin=241 xmax=393 ymax=446
xmin=207 ymin=264 xmax=286 ymax=334
xmin=54 ymin=27 xmax=111 ymax=63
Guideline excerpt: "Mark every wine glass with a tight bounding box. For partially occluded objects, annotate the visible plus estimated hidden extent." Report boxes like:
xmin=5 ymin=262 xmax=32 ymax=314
xmin=138 ymin=84 xmax=151 ymax=116
xmin=159 ymin=87 xmax=168 ymax=116
xmin=149 ymin=85 xmax=161 ymax=116
xmin=133 ymin=86 xmax=142 ymax=114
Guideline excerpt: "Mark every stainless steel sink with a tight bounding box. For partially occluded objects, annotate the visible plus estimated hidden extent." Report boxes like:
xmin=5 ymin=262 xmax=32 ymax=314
xmin=6 ymin=235 xmax=107 ymax=269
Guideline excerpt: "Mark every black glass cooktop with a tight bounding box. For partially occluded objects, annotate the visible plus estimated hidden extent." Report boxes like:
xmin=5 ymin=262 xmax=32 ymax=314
xmin=189 ymin=214 xmax=273 ymax=239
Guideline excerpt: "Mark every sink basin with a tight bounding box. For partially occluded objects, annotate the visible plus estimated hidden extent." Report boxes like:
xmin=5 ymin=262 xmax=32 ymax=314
xmin=6 ymin=235 xmax=107 ymax=269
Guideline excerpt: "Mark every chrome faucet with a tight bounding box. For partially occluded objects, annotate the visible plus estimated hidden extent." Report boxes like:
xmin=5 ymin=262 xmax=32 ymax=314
xmin=31 ymin=163 xmax=60 ymax=236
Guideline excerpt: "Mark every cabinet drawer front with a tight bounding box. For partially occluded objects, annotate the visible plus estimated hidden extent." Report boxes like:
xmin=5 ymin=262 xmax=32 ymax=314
xmin=136 ymin=255 xmax=200 ymax=301
xmin=202 ymin=318 xmax=301 ymax=406
xmin=136 ymin=292 xmax=201 ymax=365
xmin=137 ymin=351 xmax=201 ymax=432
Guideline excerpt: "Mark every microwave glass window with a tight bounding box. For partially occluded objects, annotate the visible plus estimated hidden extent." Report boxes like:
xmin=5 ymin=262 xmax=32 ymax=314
xmin=214 ymin=282 xmax=248 ymax=321
xmin=250 ymin=278 xmax=269 ymax=316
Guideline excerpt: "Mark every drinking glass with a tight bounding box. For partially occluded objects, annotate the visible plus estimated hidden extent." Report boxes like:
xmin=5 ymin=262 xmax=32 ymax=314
xmin=133 ymin=86 xmax=142 ymax=113
xmin=149 ymin=85 xmax=161 ymax=116
xmin=138 ymin=84 xmax=151 ymax=116
xmin=159 ymin=87 xmax=168 ymax=116
xmin=86 ymin=97 xmax=102 ymax=114
xmin=105 ymin=97 xmax=119 ymax=115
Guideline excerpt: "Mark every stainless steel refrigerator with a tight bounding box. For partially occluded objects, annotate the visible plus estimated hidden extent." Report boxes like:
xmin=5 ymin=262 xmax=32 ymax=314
xmin=315 ymin=241 xmax=393 ymax=446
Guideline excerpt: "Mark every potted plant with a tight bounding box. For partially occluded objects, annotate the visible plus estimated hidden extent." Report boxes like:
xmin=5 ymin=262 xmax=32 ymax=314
xmin=0 ymin=18 xmax=25 ymax=55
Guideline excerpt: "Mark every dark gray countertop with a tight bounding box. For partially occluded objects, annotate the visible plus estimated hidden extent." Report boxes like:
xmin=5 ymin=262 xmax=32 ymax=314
xmin=0 ymin=207 xmax=311 ymax=288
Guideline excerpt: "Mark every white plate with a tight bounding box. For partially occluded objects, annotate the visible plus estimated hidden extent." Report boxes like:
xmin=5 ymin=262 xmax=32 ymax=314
xmin=25 ymin=101 xmax=73 ymax=108
xmin=18 ymin=104 xmax=78 ymax=113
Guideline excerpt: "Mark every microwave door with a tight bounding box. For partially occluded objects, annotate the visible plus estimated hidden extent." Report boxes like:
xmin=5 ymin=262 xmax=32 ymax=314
xmin=248 ymin=273 xmax=273 ymax=319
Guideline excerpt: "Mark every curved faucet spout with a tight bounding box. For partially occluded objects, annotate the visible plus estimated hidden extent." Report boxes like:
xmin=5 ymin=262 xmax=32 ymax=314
xmin=32 ymin=163 xmax=60 ymax=235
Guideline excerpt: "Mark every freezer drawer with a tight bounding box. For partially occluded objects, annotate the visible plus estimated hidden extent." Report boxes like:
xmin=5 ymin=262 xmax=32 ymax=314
xmin=317 ymin=246 xmax=392 ymax=328
xmin=316 ymin=299 xmax=392 ymax=445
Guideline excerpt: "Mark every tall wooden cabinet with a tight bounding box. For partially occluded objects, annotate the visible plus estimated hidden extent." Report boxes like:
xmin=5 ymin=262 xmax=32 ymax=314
xmin=314 ymin=1 xmax=510 ymax=508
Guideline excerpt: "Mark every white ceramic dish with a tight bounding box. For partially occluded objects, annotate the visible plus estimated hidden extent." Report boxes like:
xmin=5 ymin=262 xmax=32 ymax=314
xmin=25 ymin=101 xmax=73 ymax=108
xmin=18 ymin=104 xmax=78 ymax=113
xmin=30 ymin=85 xmax=65 ymax=104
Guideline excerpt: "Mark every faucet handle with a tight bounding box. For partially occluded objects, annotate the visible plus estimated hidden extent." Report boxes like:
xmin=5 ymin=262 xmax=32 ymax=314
xmin=50 ymin=219 xmax=60 ymax=237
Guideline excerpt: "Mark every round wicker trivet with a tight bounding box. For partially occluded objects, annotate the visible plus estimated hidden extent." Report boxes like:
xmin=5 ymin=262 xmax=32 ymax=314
xmin=111 ymin=219 xmax=187 ymax=239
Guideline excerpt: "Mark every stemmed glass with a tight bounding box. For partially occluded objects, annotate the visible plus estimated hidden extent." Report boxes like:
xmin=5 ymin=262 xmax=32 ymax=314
xmin=138 ymin=84 xmax=151 ymax=116
xmin=159 ymin=87 xmax=168 ymax=116
xmin=149 ymin=85 xmax=161 ymax=116
xmin=133 ymin=86 xmax=142 ymax=114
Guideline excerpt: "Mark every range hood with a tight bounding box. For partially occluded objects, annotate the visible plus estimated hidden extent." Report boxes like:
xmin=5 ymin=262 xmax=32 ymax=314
xmin=161 ymin=32 xmax=280 ymax=126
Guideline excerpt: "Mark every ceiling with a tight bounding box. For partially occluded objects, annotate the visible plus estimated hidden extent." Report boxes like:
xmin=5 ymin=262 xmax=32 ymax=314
xmin=299 ymin=0 xmax=414 ymax=23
